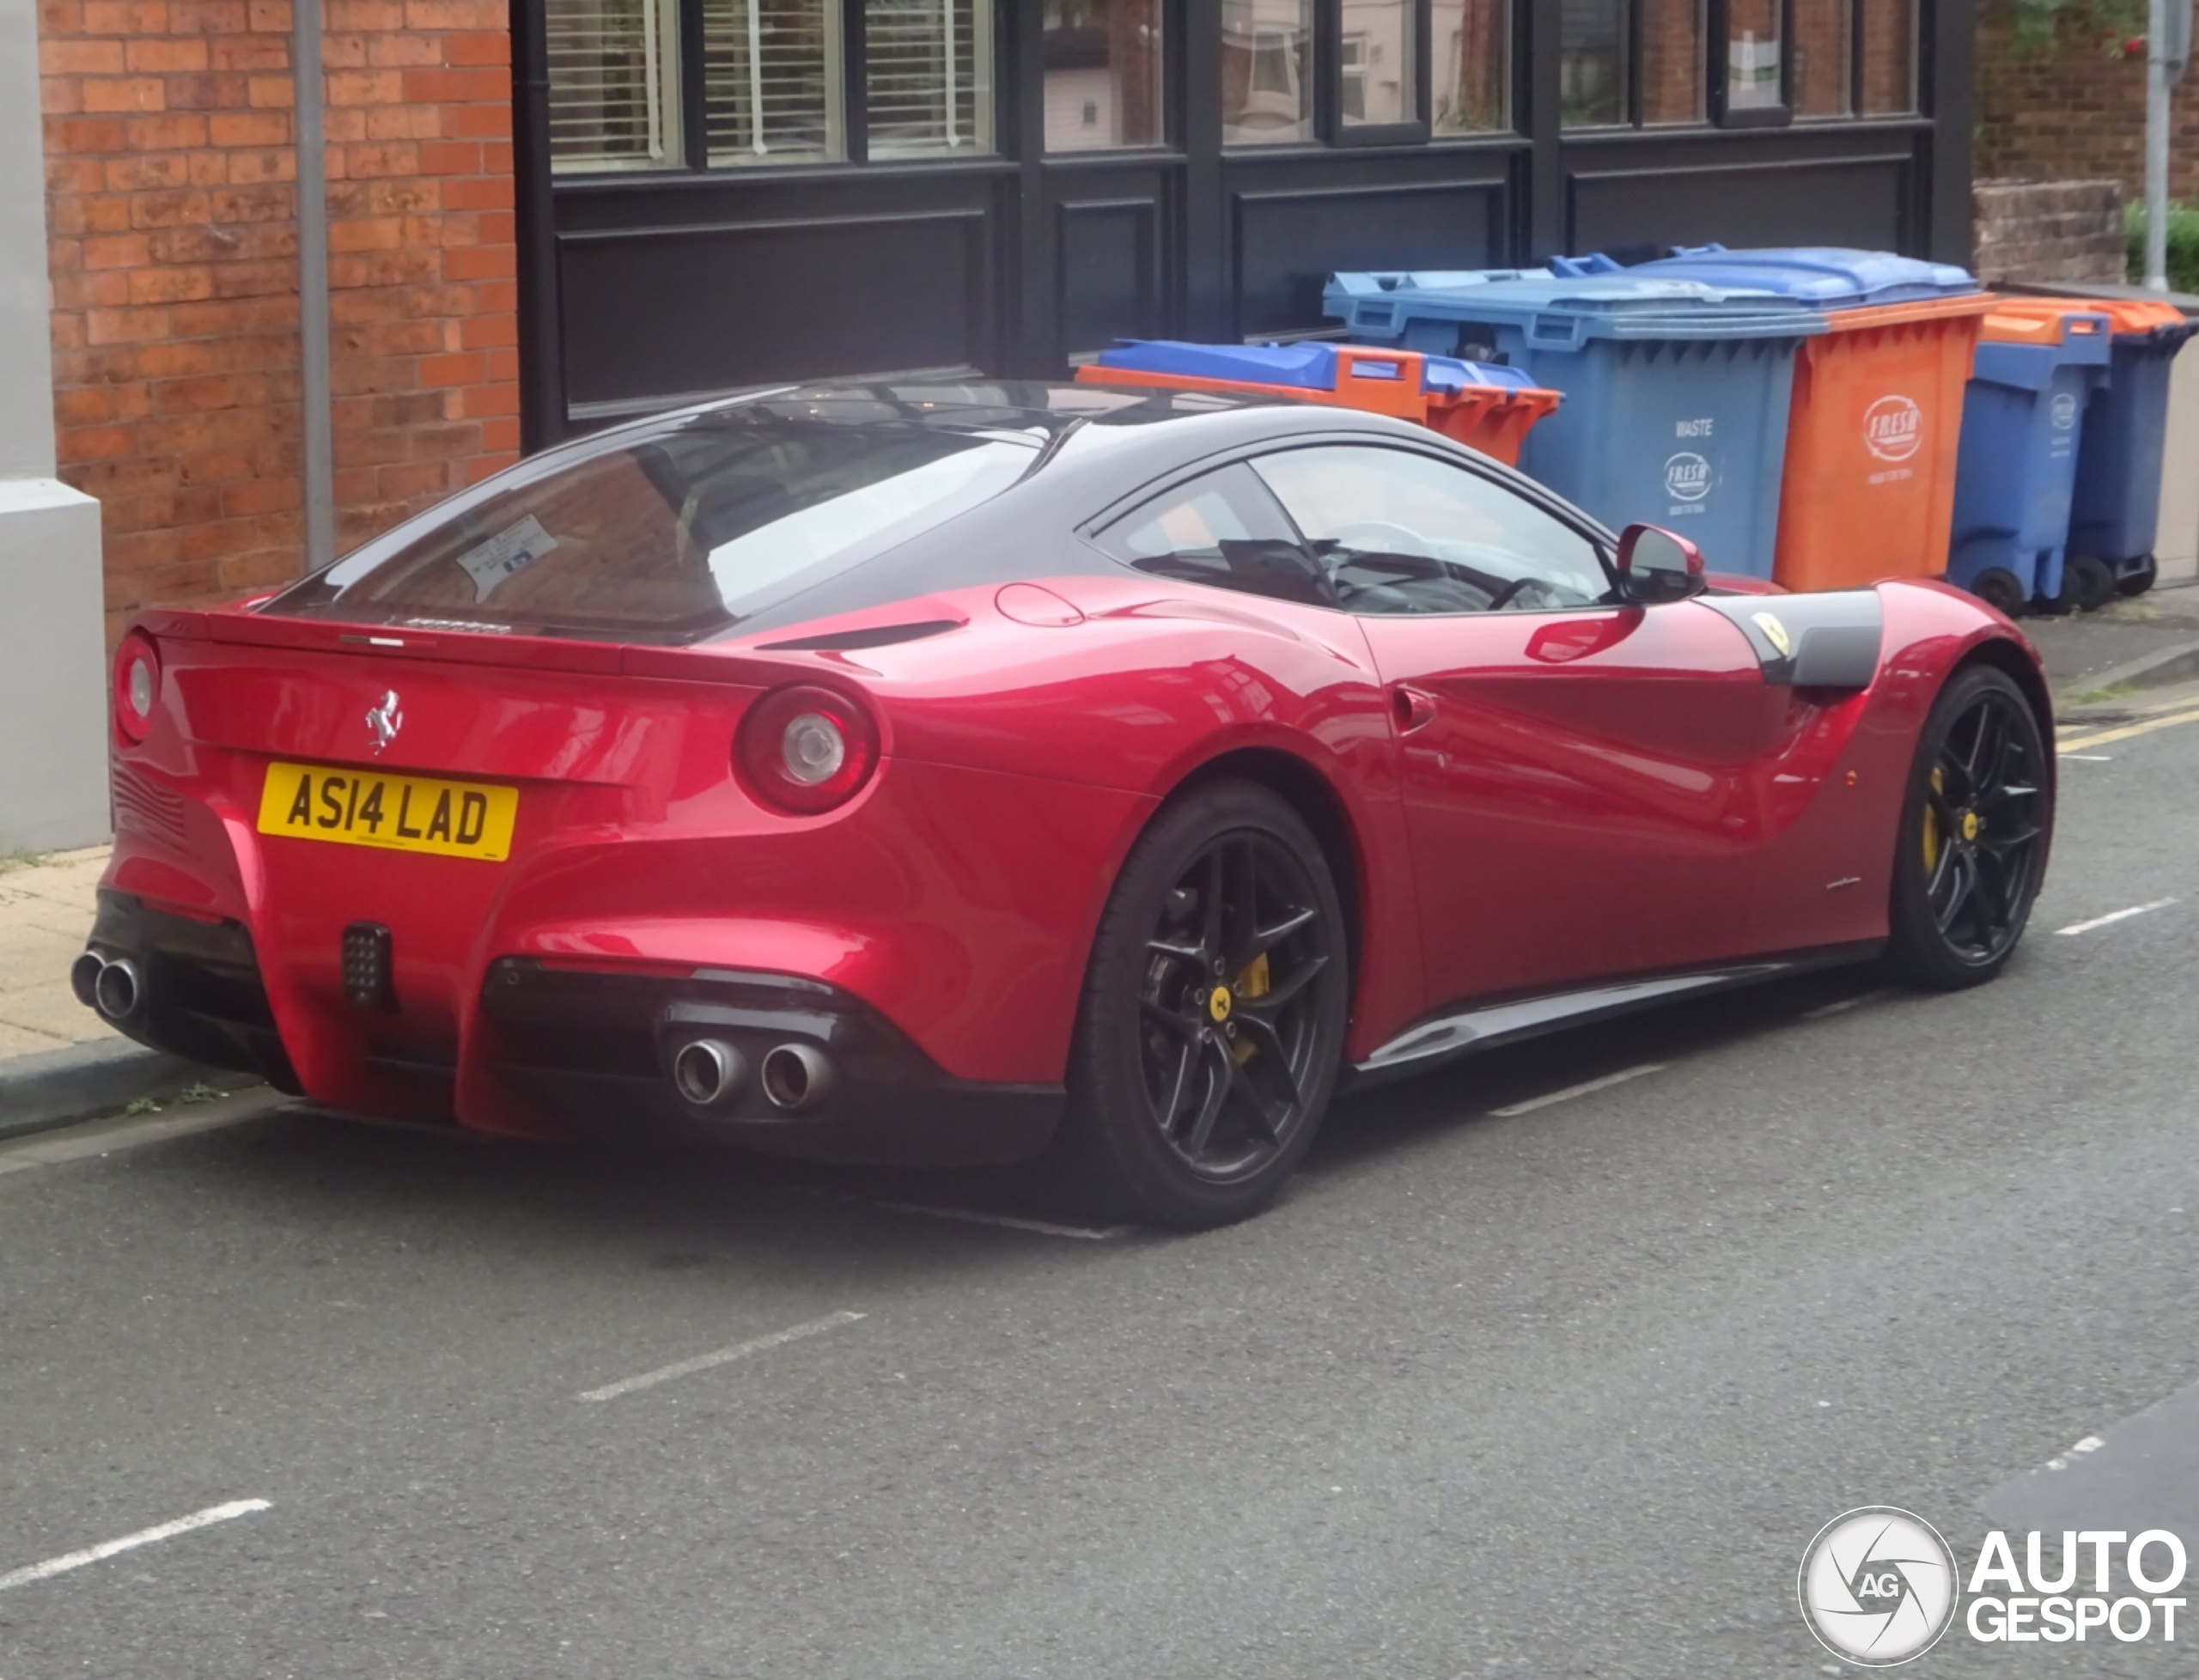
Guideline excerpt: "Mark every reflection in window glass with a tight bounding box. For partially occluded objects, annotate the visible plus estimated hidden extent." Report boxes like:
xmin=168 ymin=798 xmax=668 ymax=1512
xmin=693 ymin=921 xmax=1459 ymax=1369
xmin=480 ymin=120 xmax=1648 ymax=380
xmin=546 ymin=0 xmax=682 ymax=172
xmin=1429 ymin=0 xmax=1508 ymax=133
xmin=1097 ymin=465 xmax=1335 ymax=606
xmin=1043 ymin=0 xmax=1163 ymax=151
xmin=1725 ymin=0 xmax=1782 ymax=112
xmin=868 ymin=0 xmax=994 ymax=157
xmin=1559 ymin=0 xmax=1625 ymax=128
xmin=1792 ymin=0 xmax=1851 ymax=116
xmin=1861 ymin=0 xmax=1916 ymax=113
xmin=1341 ymin=0 xmax=1415 ymax=126
xmin=704 ymin=0 xmax=842 ymax=164
xmin=1222 ymin=0 xmax=1313 ymax=144
xmin=1252 ymin=446 xmax=1609 ymax=616
xmin=1640 ymin=0 xmax=1704 ymax=124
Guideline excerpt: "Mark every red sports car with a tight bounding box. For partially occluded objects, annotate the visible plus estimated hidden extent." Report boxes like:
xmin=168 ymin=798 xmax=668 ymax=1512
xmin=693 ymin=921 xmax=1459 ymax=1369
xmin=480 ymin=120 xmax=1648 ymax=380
xmin=82 ymin=381 xmax=2053 ymax=1227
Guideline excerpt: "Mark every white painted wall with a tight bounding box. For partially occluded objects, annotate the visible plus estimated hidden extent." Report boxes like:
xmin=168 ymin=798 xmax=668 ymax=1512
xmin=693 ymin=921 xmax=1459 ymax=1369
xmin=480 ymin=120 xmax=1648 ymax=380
xmin=0 ymin=0 xmax=107 ymax=852
xmin=2156 ymin=337 xmax=2199 ymax=586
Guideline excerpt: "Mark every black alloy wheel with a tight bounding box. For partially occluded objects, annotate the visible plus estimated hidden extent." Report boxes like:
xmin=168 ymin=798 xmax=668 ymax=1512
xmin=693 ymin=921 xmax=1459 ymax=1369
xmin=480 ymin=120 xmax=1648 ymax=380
xmin=1061 ymin=782 xmax=1348 ymax=1228
xmin=1885 ymin=666 xmax=2051 ymax=989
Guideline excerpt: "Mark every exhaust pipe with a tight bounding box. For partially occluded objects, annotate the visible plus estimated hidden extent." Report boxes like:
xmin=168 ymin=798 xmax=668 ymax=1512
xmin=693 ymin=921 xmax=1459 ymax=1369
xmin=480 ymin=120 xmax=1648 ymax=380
xmin=91 ymin=955 xmax=143 ymax=1022
xmin=70 ymin=951 xmax=106 ymax=1010
xmin=670 ymin=1038 xmax=747 ymax=1110
xmin=760 ymin=1044 xmax=835 ymax=1115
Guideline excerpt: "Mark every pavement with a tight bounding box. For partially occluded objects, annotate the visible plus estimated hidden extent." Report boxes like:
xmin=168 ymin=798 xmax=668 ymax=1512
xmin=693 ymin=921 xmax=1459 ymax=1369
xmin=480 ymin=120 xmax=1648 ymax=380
xmin=3 ymin=672 xmax=2199 ymax=1677
xmin=4 ymin=580 xmax=2198 ymax=1140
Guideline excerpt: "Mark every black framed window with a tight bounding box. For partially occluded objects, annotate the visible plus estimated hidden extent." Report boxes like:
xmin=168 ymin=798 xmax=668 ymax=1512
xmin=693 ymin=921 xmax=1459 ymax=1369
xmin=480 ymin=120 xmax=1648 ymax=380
xmin=1222 ymin=0 xmax=1508 ymax=148
xmin=1560 ymin=0 xmax=1913 ymax=130
xmin=546 ymin=0 xmax=996 ymax=172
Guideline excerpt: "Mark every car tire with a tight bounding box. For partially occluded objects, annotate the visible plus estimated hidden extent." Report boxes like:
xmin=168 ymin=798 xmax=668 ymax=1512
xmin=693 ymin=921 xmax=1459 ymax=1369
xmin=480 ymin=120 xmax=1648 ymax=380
xmin=1057 ymin=780 xmax=1349 ymax=1229
xmin=1883 ymin=666 xmax=2052 ymax=991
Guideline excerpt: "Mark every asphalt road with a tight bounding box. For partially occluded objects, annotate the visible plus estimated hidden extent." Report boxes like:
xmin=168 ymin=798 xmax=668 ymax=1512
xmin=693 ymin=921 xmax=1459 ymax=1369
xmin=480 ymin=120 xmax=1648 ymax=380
xmin=6 ymin=688 xmax=2199 ymax=1679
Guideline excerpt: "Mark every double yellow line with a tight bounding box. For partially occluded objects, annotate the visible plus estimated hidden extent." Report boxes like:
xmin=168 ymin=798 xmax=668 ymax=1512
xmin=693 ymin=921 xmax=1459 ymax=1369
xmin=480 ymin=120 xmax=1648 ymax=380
xmin=2057 ymin=700 xmax=2199 ymax=755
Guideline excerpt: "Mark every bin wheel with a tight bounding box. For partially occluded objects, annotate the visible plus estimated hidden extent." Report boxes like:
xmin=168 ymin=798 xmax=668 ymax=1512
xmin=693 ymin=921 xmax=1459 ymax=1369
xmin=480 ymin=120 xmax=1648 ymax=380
xmin=2063 ymin=554 xmax=2116 ymax=612
xmin=1968 ymin=568 xmax=2025 ymax=618
xmin=2117 ymin=554 xmax=2159 ymax=598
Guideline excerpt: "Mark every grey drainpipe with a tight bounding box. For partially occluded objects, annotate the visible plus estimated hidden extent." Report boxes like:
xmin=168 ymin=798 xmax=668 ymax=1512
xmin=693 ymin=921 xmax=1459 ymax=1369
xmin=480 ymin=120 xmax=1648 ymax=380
xmin=294 ymin=0 xmax=332 ymax=570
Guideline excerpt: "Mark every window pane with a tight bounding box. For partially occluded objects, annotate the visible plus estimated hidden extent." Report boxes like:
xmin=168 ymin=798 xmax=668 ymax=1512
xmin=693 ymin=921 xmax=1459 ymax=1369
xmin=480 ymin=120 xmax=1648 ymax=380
xmin=1861 ymin=0 xmax=1916 ymax=113
xmin=547 ymin=0 xmax=681 ymax=173
xmin=1641 ymin=0 xmax=1704 ymax=124
xmin=1793 ymin=0 xmax=1850 ymax=116
xmin=867 ymin=0 xmax=995 ymax=158
xmin=1559 ymin=0 xmax=1625 ymax=128
xmin=1221 ymin=0 xmax=1313 ymax=144
xmin=1725 ymin=0 xmax=1782 ymax=112
xmin=1252 ymin=446 xmax=1609 ymax=615
xmin=1044 ymin=0 xmax=1163 ymax=151
xmin=1095 ymin=465 xmax=1335 ymax=606
xmin=1341 ymin=0 xmax=1415 ymax=127
xmin=1429 ymin=0 xmax=1508 ymax=134
xmin=704 ymin=0 xmax=843 ymax=164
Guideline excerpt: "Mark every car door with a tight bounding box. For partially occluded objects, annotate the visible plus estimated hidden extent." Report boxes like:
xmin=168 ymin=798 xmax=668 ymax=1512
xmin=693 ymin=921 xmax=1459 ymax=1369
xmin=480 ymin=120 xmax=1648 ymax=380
xmin=1247 ymin=441 xmax=1786 ymax=1007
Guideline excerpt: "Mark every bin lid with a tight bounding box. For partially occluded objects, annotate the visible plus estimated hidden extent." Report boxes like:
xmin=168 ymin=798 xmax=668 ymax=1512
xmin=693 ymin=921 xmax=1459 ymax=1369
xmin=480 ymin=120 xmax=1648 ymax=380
xmin=1094 ymin=339 xmax=1538 ymax=395
xmin=1986 ymin=295 xmax=2197 ymax=343
xmin=1978 ymin=307 xmax=2116 ymax=353
xmin=1618 ymin=245 xmax=1980 ymax=307
xmin=1332 ymin=273 xmax=1824 ymax=342
xmin=1327 ymin=269 xmax=1551 ymax=299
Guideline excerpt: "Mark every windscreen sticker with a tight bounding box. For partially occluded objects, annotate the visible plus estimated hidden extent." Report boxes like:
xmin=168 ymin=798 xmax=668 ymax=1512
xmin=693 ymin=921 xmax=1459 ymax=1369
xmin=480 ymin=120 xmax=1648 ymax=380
xmin=454 ymin=514 xmax=559 ymax=601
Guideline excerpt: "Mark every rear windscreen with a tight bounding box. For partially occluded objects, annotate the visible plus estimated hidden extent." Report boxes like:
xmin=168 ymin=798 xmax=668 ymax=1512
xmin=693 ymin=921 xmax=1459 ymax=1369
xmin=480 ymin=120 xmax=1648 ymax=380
xmin=263 ymin=407 xmax=1038 ymax=642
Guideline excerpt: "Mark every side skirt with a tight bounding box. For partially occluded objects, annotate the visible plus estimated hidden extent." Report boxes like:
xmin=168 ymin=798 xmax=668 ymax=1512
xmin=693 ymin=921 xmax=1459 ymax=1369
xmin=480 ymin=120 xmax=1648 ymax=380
xmin=1343 ymin=941 xmax=1886 ymax=1089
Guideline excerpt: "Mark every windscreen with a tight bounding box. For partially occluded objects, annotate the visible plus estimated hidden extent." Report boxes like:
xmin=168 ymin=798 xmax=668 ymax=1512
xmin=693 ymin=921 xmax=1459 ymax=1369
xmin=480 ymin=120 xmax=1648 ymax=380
xmin=263 ymin=407 xmax=1039 ymax=642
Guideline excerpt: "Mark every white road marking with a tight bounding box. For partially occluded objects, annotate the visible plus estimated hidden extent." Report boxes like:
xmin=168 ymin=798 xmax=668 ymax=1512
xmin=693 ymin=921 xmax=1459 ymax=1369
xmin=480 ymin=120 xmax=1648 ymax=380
xmin=577 ymin=1311 xmax=865 ymax=1403
xmin=2062 ymin=753 xmax=2114 ymax=762
xmin=1489 ymin=1063 xmax=1666 ymax=1117
xmin=0 ymin=1499 xmax=271 ymax=1593
xmin=2055 ymin=898 xmax=2179 ymax=937
xmin=1800 ymin=989 xmax=1891 ymax=1021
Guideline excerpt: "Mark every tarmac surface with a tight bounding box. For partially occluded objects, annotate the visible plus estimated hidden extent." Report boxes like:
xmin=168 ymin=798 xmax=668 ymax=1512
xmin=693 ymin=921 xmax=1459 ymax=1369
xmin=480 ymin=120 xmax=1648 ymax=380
xmin=2 ymin=685 xmax=2198 ymax=1673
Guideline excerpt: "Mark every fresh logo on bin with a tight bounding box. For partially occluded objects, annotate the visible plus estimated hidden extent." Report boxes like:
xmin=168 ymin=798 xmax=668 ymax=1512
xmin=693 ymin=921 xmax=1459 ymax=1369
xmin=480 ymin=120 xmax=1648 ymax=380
xmin=1864 ymin=395 xmax=1923 ymax=463
xmin=1663 ymin=451 xmax=1713 ymax=504
xmin=2051 ymin=392 xmax=2080 ymax=430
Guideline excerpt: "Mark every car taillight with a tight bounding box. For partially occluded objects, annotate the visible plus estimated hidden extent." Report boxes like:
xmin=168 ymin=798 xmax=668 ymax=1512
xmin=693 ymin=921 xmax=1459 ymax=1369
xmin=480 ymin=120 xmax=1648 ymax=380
xmin=735 ymin=684 xmax=880 ymax=815
xmin=113 ymin=633 xmax=160 ymax=743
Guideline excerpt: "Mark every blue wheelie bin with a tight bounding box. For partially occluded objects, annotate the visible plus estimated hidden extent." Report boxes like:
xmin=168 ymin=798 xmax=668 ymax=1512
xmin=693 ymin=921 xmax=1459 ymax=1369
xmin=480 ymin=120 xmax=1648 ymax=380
xmin=1325 ymin=272 xmax=1825 ymax=578
xmin=1988 ymin=298 xmax=2199 ymax=604
xmin=1946 ymin=307 xmax=2114 ymax=615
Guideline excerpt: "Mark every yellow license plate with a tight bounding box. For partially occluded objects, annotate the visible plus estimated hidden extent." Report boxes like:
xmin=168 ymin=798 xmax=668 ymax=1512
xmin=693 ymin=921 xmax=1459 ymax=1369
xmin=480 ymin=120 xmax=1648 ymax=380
xmin=256 ymin=762 xmax=518 ymax=861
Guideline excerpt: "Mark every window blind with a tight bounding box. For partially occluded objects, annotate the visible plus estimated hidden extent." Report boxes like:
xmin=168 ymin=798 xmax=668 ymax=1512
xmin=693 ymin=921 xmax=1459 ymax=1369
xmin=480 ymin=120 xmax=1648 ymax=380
xmin=866 ymin=0 xmax=993 ymax=157
xmin=546 ymin=0 xmax=681 ymax=171
xmin=704 ymin=0 xmax=843 ymax=163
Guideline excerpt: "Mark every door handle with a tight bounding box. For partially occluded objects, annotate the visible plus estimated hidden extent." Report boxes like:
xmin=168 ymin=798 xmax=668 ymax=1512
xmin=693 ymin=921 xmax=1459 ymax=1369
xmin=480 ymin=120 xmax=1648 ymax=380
xmin=1389 ymin=685 xmax=1438 ymax=734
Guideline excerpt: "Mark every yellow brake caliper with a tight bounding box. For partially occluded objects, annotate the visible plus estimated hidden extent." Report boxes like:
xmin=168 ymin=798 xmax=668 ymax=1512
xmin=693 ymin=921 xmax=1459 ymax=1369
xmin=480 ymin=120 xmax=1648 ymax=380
xmin=1231 ymin=953 xmax=1271 ymax=1064
xmin=1922 ymin=766 xmax=1943 ymax=871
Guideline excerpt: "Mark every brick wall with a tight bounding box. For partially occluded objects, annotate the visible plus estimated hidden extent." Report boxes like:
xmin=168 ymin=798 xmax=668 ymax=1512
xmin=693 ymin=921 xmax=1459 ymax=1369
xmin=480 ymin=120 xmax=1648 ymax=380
xmin=38 ymin=0 xmax=520 ymax=642
xmin=1977 ymin=0 xmax=2197 ymax=203
xmin=1973 ymin=177 xmax=2128 ymax=283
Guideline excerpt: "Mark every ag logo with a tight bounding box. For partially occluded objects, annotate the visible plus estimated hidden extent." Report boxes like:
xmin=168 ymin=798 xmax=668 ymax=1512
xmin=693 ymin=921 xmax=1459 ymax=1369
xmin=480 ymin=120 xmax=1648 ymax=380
xmin=1863 ymin=395 xmax=1922 ymax=462
xmin=1664 ymin=451 xmax=1712 ymax=502
xmin=2051 ymin=391 xmax=2080 ymax=429
xmin=1799 ymin=1507 xmax=1958 ymax=1666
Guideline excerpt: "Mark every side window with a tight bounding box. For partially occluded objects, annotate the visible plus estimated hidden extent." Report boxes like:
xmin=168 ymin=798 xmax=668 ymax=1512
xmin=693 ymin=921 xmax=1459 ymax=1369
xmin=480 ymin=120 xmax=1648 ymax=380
xmin=1092 ymin=463 xmax=1337 ymax=607
xmin=1250 ymin=445 xmax=1611 ymax=616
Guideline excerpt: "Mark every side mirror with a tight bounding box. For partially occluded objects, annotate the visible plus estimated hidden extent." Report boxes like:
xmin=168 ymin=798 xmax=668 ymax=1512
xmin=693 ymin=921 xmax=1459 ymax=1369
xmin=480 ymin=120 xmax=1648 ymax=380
xmin=1615 ymin=523 xmax=1706 ymax=604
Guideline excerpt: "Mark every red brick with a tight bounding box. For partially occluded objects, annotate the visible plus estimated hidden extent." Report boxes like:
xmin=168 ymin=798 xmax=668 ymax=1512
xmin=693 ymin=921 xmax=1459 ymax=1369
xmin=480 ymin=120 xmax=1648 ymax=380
xmin=80 ymin=0 xmax=167 ymax=29
xmin=448 ymin=100 xmax=510 ymax=139
xmin=457 ymin=312 xmax=515 ymax=350
xmin=244 ymin=72 xmax=293 ymax=107
xmin=43 ymin=38 xmax=125 ymax=74
xmin=440 ymin=245 xmax=509 ymax=282
xmin=126 ymin=113 xmax=210 ymax=149
xmin=416 ymin=139 xmax=479 ymax=174
xmin=82 ymin=232 xmax=152 ymax=268
xmin=167 ymin=0 xmax=247 ymax=29
xmin=220 ymin=476 xmax=302 ymax=516
xmin=128 ymin=265 xmax=216 ymax=304
xmin=443 ymin=30 xmax=510 ymax=66
xmin=125 ymin=38 xmax=210 ymax=72
xmin=366 ymin=33 xmax=441 ymax=66
xmin=166 ymin=71 xmax=251 ymax=110
xmin=441 ymin=172 xmax=509 ymax=210
xmin=209 ymin=35 xmax=289 ymax=70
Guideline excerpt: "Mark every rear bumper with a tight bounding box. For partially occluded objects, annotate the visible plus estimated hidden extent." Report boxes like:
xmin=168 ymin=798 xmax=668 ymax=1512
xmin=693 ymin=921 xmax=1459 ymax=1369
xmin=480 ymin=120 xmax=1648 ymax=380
xmin=82 ymin=890 xmax=1063 ymax=1167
